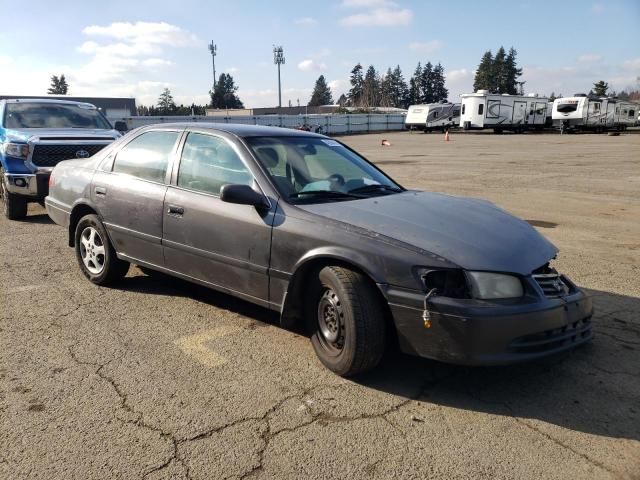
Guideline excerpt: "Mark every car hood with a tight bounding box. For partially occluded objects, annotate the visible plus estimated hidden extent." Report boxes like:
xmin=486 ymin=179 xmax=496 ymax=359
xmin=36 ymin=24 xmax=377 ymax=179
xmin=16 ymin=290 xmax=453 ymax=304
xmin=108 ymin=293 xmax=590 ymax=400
xmin=3 ymin=128 xmax=120 ymax=143
xmin=297 ymin=191 xmax=557 ymax=275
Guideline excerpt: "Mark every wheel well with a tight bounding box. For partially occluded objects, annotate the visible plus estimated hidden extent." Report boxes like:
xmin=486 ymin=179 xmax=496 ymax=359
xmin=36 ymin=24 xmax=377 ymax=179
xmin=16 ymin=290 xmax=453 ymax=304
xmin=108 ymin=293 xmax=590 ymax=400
xmin=280 ymin=257 xmax=396 ymax=343
xmin=68 ymin=204 xmax=97 ymax=247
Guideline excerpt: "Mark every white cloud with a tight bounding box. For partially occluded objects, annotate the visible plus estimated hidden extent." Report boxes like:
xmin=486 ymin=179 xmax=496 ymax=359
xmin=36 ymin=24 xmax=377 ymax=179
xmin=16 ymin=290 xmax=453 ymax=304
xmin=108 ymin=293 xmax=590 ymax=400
xmin=298 ymin=59 xmax=327 ymax=72
xmin=141 ymin=58 xmax=174 ymax=68
xmin=590 ymin=2 xmax=605 ymax=13
xmin=224 ymin=66 xmax=239 ymax=74
xmin=294 ymin=17 xmax=317 ymax=25
xmin=340 ymin=7 xmax=413 ymax=26
xmin=445 ymin=69 xmax=474 ymax=99
xmin=577 ymin=54 xmax=602 ymax=63
xmin=623 ymin=58 xmax=640 ymax=71
xmin=409 ymin=40 xmax=444 ymax=53
xmin=82 ymin=21 xmax=197 ymax=47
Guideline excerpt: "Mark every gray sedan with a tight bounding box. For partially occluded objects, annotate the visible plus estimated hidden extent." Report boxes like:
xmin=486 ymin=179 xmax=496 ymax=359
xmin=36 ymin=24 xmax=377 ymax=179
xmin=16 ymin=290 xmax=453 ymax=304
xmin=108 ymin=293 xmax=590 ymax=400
xmin=45 ymin=123 xmax=593 ymax=376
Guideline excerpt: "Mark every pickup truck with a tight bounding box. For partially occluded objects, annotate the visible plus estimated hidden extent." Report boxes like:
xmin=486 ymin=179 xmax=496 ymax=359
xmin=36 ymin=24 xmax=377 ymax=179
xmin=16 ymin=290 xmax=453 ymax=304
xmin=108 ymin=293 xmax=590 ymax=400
xmin=0 ymin=98 xmax=123 ymax=219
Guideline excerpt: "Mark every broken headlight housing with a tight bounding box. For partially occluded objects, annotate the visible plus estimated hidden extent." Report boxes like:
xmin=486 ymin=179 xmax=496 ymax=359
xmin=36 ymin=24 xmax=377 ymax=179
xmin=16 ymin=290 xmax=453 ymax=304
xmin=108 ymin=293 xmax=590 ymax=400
xmin=466 ymin=271 xmax=524 ymax=299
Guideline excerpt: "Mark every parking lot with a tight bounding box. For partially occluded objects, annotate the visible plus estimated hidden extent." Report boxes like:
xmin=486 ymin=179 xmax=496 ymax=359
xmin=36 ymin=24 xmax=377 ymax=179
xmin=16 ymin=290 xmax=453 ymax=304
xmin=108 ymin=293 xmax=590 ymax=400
xmin=1 ymin=131 xmax=639 ymax=479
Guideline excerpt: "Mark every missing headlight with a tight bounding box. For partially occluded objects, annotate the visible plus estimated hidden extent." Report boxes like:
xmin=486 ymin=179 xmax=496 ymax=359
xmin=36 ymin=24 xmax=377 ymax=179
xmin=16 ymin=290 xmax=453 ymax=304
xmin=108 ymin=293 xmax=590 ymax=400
xmin=421 ymin=269 xmax=470 ymax=299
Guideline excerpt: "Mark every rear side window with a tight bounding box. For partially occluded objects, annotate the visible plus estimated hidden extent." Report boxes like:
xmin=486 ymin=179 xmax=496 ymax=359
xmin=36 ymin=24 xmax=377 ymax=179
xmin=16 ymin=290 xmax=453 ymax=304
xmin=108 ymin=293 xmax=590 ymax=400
xmin=478 ymin=103 xmax=484 ymax=115
xmin=113 ymin=131 xmax=179 ymax=183
xmin=177 ymin=133 xmax=252 ymax=195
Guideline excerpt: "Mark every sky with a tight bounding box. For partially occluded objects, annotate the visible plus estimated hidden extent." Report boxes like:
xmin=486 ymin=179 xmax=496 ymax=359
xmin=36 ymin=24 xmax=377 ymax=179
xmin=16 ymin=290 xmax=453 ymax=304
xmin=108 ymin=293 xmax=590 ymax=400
xmin=1 ymin=0 xmax=639 ymax=108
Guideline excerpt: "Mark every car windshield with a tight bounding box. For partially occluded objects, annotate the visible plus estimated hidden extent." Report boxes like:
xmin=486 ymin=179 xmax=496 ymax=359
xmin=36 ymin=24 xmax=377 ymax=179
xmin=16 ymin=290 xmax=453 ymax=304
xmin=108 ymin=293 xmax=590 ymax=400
xmin=246 ymin=136 xmax=403 ymax=203
xmin=3 ymin=102 xmax=112 ymax=129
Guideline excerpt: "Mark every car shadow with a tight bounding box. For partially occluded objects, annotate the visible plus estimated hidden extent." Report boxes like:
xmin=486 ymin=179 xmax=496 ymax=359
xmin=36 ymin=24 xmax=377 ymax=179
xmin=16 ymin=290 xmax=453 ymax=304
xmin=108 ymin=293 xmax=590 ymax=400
xmin=18 ymin=213 xmax=53 ymax=224
xmin=117 ymin=271 xmax=640 ymax=442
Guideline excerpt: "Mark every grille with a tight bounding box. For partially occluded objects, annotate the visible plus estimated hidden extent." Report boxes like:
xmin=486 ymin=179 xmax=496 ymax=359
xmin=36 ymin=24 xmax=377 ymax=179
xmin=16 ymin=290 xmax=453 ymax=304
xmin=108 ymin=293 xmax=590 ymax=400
xmin=510 ymin=317 xmax=592 ymax=354
xmin=533 ymin=272 xmax=570 ymax=298
xmin=31 ymin=144 xmax=108 ymax=167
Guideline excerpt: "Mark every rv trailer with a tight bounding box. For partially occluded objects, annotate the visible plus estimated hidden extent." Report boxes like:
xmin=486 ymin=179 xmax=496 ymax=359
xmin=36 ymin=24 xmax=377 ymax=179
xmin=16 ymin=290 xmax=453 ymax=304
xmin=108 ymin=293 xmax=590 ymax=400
xmin=405 ymin=102 xmax=461 ymax=132
xmin=552 ymin=95 xmax=639 ymax=132
xmin=459 ymin=91 xmax=550 ymax=133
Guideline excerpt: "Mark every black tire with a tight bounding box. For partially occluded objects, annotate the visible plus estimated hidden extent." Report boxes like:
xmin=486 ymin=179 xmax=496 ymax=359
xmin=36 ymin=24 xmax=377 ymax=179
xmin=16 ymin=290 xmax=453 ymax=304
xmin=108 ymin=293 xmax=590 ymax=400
xmin=74 ymin=214 xmax=129 ymax=285
xmin=0 ymin=167 xmax=28 ymax=220
xmin=307 ymin=266 xmax=386 ymax=376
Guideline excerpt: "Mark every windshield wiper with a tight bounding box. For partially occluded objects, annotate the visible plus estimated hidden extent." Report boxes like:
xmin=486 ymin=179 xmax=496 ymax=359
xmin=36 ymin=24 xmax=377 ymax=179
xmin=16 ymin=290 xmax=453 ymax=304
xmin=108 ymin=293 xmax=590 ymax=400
xmin=348 ymin=184 xmax=403 ymax=195
xmin=289 ymin=190 xmax=364 ymax=199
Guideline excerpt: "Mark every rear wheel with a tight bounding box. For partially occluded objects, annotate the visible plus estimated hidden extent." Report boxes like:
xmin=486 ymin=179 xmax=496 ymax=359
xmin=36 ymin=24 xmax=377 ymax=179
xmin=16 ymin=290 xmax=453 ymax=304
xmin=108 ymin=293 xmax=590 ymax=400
xmin=0 ymin=167 xmax=28 ymax=220
xmin=307 ymin=266 xmax=386 ymax=376
xmin=75 ymin=214 xmax=129 ymax=285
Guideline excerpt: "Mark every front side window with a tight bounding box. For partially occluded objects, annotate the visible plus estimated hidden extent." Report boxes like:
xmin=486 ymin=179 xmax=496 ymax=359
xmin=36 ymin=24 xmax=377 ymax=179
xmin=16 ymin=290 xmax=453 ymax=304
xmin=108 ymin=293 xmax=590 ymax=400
xmin=4 ymin=102 xmax=112 ymax=129
xmin=113 ymin=130 xmax=179 ymax=183
xmin=478 ymin=103 xmax=484 ymax=115
xmin=247 ymin=136 xmax=402 ymax=202
xmin=178 ymin=133 xmax=252 ymax=195
xmin=461 ymin=104 xmax=466 ymax=115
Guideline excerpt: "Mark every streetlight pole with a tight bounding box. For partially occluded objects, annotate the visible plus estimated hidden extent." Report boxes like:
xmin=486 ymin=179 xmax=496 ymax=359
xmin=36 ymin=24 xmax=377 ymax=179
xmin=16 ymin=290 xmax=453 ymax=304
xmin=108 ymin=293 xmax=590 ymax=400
xmin=273 ymin=46 xmax=285 ymax=108
xmin=208 ymin=41 xmax=217 ymax=89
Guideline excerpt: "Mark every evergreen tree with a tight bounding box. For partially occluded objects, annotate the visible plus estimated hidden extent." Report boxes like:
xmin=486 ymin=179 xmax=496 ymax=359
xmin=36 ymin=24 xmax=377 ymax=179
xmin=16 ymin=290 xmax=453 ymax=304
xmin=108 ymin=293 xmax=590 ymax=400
xmin=549 ymin=92 xmax=557 ymax=102
xmin=592 ymin=80 xmax=609 ymax=97
xmin=473 ymin=51 xmax=494 ymax=92
xmin=432 ymin=63 xmax=448 ymax=102
xmin=504 ymin=47 xmax=523 ymax=95
xmin=390 ymin=65 xmax=410 ymax=108
xmin=408 ymin=62 xmax=423 ymax=105
xmin=420 ymin=62 xmax=434 ymax=104
xmin=380 ymin=68 xmax=393 ymax=107
xmin=362 ymin=65 xmax=381 ymax=108
xmin=348 ymin=63 xmax=364 ymax=107
xmin=308 ymin=75 xmax=333 ymax=106
xmin=337 ymin=94 xmax=348 ymax=106
xmin=210 ymin=73 xmax=244 ymax=109
xmin=492 ymin=46 xmax=507 ymax=93
xmin=47 ymin=74 xmax=69 ymax=94
xmin=157 ymin=88 xmax=176 ymax=114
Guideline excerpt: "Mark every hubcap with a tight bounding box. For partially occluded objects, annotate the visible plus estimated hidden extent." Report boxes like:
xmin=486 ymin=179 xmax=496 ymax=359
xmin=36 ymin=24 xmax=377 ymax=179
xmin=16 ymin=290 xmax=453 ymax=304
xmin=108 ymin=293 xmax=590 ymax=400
xmin=317 ymin=289 xmax=345 ymax=352
xmin=79 ymin=226 xmax=106 ymax=275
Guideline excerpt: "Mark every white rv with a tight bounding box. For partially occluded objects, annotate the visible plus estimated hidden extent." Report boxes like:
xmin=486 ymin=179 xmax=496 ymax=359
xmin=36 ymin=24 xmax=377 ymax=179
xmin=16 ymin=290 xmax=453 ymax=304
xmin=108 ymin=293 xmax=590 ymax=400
xmin=405 ymin=102 xmax=461 ymax=132
xmin=459 ymin=91 xmax=550 ymax=133
xmin=552 ymin=95 xmax=639 ymax=132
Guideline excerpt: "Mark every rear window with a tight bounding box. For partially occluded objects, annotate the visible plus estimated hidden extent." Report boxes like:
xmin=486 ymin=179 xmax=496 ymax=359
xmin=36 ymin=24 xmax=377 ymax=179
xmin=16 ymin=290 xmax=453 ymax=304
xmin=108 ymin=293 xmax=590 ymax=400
xmin=556 ymin=102 xmax=578 ymax=113
xmin=478 ymin=103 xmax=484 ymax=115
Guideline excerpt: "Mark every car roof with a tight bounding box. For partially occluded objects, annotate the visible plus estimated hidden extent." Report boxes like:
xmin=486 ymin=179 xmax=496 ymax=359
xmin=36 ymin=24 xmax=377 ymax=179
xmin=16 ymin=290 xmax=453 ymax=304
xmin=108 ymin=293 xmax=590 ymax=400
xmin=1 ymin=98 xmax=98 ymax=108
xmin=146 ymin=122 xmax=327 ymax=138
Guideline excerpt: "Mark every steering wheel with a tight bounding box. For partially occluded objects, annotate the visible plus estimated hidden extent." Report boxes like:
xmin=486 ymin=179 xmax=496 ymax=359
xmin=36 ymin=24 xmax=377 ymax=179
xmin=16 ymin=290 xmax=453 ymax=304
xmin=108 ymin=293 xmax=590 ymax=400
xmin=327 ymin=174 xmax=345 ymax=187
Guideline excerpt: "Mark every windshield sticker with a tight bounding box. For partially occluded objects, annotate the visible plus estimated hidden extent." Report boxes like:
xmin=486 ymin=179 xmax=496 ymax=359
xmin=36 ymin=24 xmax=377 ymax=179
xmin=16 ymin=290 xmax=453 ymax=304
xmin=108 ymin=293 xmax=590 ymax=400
xmin=321 ymin=139 xmax=341 ymax=147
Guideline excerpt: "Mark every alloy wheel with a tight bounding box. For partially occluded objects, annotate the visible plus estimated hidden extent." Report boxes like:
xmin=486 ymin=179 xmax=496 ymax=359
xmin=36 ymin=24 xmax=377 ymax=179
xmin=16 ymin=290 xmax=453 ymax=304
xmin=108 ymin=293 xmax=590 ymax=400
xmin=79 ymin=226 xmax=106 ymax=275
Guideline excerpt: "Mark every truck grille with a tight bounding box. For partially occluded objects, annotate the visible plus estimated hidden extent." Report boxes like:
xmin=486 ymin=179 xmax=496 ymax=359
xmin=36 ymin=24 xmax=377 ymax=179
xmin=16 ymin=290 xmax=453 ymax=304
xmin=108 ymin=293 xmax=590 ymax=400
xmin=533 ymin=272 xmax=570 ymax=297
xmin=510 ymin=317 xmax=592 ymax=354
xmin=31 ymin=144 xmax=108 ymax=167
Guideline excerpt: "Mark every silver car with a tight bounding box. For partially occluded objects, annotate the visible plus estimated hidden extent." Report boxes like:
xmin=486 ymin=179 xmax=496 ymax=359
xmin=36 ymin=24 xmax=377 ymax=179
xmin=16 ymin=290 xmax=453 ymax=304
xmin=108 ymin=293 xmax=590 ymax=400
xmin=46 ymin=123 xmax=593 ymax=376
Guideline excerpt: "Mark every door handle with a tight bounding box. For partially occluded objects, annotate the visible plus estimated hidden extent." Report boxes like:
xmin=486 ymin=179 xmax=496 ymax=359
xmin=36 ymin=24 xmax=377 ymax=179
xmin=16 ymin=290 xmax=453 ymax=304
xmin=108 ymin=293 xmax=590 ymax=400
xmin=95 ymin=186 xmax=107 ymax=196
xmin=167 ymin=205 xmax=184 ymax=216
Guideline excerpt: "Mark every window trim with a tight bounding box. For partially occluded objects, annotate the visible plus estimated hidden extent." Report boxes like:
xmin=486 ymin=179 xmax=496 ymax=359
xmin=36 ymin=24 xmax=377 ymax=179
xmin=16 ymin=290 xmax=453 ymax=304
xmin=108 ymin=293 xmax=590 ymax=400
xmin=109 ymin=127 xmax=183 ymax=186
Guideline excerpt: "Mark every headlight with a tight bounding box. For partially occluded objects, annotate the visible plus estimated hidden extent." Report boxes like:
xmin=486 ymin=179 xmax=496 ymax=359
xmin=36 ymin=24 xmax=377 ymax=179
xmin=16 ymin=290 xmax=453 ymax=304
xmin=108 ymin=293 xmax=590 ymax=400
xmin=1 ymin=142 xmax=30 ymax=159
xmin=467 ymin=271 xmax=523 ymax=299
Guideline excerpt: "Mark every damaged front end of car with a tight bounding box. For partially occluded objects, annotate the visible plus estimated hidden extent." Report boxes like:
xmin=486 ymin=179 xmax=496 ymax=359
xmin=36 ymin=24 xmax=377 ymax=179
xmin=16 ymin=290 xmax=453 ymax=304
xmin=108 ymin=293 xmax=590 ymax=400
xmin=383 ymin=259 xmax=593 ymax=365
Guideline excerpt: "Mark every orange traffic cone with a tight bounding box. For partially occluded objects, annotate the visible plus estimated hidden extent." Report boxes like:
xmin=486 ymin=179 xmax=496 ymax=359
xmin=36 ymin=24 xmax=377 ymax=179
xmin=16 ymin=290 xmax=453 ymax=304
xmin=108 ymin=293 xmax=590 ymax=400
xmin=444 ymin=130 xmax=450 ymax=142
xmin=381 ymin=139 xmax=391 ymax=146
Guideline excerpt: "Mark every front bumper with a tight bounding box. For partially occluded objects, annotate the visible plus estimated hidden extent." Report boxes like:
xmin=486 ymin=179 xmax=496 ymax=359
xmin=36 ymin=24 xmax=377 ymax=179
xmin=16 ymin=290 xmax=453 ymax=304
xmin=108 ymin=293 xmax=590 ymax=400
xmin=384 ymin=284 xmax=593 ymax=366
xmin=3 ymin=171 xmax=50 ymax=199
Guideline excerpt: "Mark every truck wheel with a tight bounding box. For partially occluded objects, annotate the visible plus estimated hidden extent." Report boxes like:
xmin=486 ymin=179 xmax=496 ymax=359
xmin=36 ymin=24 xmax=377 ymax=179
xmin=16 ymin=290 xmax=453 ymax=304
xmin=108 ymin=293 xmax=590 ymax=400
xmin=75 ymin=214 xmax=129 ymax=285
xmin=307 ymin=266 xmax=386 ymax=376
xmin=0 ymin=168 xmax=28 ymax=220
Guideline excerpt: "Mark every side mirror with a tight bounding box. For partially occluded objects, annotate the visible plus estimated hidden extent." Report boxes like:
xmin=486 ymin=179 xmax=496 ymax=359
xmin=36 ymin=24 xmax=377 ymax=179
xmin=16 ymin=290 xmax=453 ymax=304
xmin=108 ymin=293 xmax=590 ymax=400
xmin=220 ymin=184 xmax=269 ymax=209
xmin=114 ymin=121 xmax=128 ymax=133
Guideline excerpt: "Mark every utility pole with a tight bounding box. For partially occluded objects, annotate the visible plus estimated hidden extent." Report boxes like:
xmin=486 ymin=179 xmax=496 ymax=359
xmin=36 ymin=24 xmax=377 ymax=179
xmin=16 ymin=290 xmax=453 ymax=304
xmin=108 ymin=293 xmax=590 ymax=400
xmin=208 ymin=41 xmax=217 ymax=89
xmin=273 ymin=46 xmax=285 ymax=108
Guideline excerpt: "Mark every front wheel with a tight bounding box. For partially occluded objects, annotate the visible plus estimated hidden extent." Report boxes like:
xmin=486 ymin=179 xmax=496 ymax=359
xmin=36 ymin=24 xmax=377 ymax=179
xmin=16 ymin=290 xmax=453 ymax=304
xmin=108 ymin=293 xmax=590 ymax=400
xmin=307 ymin=266 xmax=386 ymax=376
xmin=75 ymin=214 xmax=129 ymax=285
xmin=0 ymin=167 xmax=28 ymax=220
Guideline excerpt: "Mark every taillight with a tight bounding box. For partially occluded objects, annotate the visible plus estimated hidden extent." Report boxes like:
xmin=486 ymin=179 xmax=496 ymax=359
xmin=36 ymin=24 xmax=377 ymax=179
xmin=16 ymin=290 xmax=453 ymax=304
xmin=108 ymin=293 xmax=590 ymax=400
xmin=49 ymin=174 xmax=54 ymax=188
